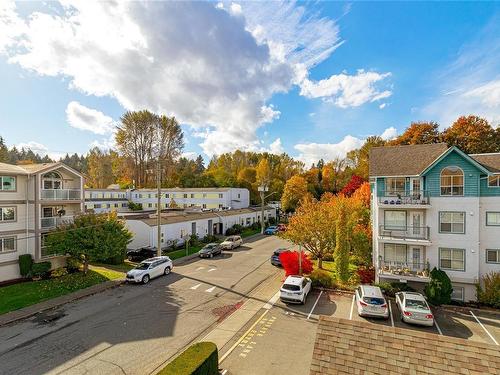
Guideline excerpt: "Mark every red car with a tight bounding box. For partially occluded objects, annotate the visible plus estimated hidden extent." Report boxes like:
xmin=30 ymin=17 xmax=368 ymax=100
xmin=277 ymin=224 xmax=287 ymax=232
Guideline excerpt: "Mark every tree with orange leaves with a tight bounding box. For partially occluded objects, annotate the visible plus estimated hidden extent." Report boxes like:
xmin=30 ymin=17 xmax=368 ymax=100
xmin=441 ymin=115 xmax=499 ymax=154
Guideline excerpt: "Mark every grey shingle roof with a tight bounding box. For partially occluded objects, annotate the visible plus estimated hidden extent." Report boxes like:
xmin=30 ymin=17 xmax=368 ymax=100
xmin=470 ymin=153 xmax=500 ymax=173
xmin=369 ymin=143 xmax=449 ymax=177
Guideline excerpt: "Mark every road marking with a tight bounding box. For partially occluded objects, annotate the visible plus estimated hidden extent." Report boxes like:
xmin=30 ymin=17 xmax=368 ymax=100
xmin=263 ymin=291 xmax=280 ymax=310
xmin=195 ymin=266 xmax=205 ymax=271
xmin=434 ymin=318 xmax=443 ymax=335
xmin=470 ymin=310 xmax=499 ymax=345
xmin=208 ymin=268 xmax=216 ymax=272
xmin=205 ymin=286 xmax=216 ymax=293
xmin=388 ymin=300 xmax=394 ymax=327
xmin=307 ymin=290 xmax=323 ymax=320
xmin=219 ymin=310 xmax=269 ymax=363
xmin=190 ymin=283 xmax=201 ymax=290
xmin=221 ymin=370 xmax=228 ymax=375
xmin=349 ymin=295 xmax=355 ymax=320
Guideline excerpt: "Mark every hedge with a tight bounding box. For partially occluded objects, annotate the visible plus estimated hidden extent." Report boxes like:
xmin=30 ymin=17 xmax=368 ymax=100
xmin=31 ymin=261 xmax=52 ymax=278
xmin=19 ymin=254 xmax=33 ymax=277
xmin=158 ymin=342 xmax=218 ymax=375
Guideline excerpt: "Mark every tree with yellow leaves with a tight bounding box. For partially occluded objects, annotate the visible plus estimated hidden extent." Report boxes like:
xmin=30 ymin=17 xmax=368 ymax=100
xmin=281 ymin=175 xmax=309 ymax=212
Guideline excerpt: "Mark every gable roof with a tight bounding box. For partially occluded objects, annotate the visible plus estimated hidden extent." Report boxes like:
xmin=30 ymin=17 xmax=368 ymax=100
xmin=0 ymin=162 xmax=83 ymax=177
xmin=420 ymin=146 xmax=492 ymax=176
xmin=369 ymin=143 xmax=449 ymax=177
xmin=0 ymin=162 xmax=29 ymax=175
xmin=470 ymin=153 xmax=500 ymax=173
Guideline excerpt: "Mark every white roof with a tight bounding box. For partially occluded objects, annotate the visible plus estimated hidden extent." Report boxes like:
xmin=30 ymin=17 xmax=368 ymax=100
xmin=361 ymin=285 xmax=384 ymax=298
xmin=402 ymin=292 xmax=426 ymax=301
xmin=284 ymin=275 xmax=305 ymax=285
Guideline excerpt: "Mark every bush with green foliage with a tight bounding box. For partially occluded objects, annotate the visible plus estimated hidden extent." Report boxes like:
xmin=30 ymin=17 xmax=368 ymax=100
xmin=18 ymin=254 xmax=33 ymax=277
xmin=66 ymin=257 xmax=81 ymax=273
xmin=50 ymin=267 xmax=68 ymax=278
xmin=424 ymin=267 xmax=453 ymax=305
xmin=268 ymin=217 xmax=277 ymax=225
xmin=225 ymin=224 xmax=244 ymax=236
xmin=128 ymin=201 xmax=143 ymax=211
xmin=31 ymin=262 xmax=52 ymax=279
xmin=158 ymin=342 xmax=218 ymax=375
xmin=309 ymin=269 xmax=336 ymax=288
xmin=374 ymin=281 xmax=416 ymax=297
xmin=201 ymin=234 xmax=218 ymax=243
xmin=250 ymin=222 xmax=261 ymax=231
xmin=476 ymin=272 xmax=500 ymax=308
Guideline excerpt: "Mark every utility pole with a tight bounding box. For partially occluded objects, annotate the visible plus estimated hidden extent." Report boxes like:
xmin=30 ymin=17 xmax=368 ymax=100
xmin=299 ymin=244 xmax=302 ymax=275
xmin=258 ymin=185 xmax=268 ymax=234
xmin=156 ymin=125 xmax=162 ymax=258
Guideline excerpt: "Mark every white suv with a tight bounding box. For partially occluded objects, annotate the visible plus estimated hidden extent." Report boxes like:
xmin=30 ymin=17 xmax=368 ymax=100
xmin=220 ymin=235 xmax=243 ymax=250
xmin=355 ymin=285 xmax=389 ymax=319
xmin=280 ymin=275 xmax=312 ymax=304
xmin=126 ymin=256 xmax=173 ymax=284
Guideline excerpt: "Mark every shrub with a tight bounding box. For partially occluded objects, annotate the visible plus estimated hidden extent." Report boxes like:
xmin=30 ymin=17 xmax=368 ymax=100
xmin=310 ymin=269 xmax=336 ymax=288
xmin=101 ymin=252 xmax=126 ymax=265
xmin=201 ymin=235 xmax=218 ymax=244
xmin=190 ymin=234 xmax=200 ymax=246
xmin=66 ymin=257 xmax=81 ymax=273
xmin=18 ymin=254 xmax=33 ymax=277
xmin=279 ymin=251 xmax=313 ymax=276
xmin=356 ymin=266 xmax=375 ymax=284
xmin=374 ymin=281 xmax=415 ymax=297
xmin=476 ymin=272 xmax=500 ymax=308
xmin=31 ymin=262 xmax=52 ymax=279
xmin=250 ymin=222 xmax=261 ymax=230
xmin=268 ymin=217 xmax=276 ymax=225
xmin=158 ymin=342 xmax=218 ymax=375
xmin=128 ymin=201 xmax=143 ymax=211
xmin=424 ymin=267 xmax=453 ymax=305
xmin=50 ymin=267 xmax=68 ymax=278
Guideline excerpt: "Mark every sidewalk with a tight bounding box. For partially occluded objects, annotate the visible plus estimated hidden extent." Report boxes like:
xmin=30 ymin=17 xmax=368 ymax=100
xmin=0 ymin=279 xmax=124 ymax=327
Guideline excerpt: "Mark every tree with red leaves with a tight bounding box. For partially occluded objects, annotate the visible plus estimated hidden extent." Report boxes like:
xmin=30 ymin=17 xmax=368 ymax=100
xmin=279 ymin=250 xmax=313 ymax=276
xmin=340 ymin=175 xmax=365 ymax=197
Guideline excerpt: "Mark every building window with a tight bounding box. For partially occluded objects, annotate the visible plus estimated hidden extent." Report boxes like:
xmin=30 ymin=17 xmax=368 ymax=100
xmin=451 ymin=287 xmax=464 ymax=302
xmin=0 ymin=207 xmax=15 ymax=222
xmin=439 ymin=248 xmax=465 ymax=271
xmin=0 ymin=237 xmax=16 ymax=252
xmin=94 ymin=204 xmax=101 ymax=208
xmin=383 ymin=243 xmax=407 ymax=262
xmin=148 ymin=203 xmax=152 ymax=208
xmin=202 ymin=204 xmax=206 ymax=209
xmin=122 ymin=203 xmax=128 ymax=207
xmin=219 ymin=193 xmax=223 ymax=198
xmin=42 ymin=171 xmax=63 ymax=190
xmin=486 ymin=249 xmax=500 ymax=264
xmin=191 ymin=194 xmax=195 ymax=198
xmin=165 ymin=193 xmax=169 ymax=198
xmin=384 ymin=210 xmax=406 ymax=230
xmin=486 ymin=212 xmax=500 ymax=226
xmin=183 ymin=194 xmax=188 ymax=198
xmin=439 ymin=212 xmax=465 ymax=234
xmin=488 ymin=176 xmax=500 ymax=187
xmin=203 ymin=193 xmax=207 ymax=198
xmin=440 ymin=166 xmax=464 ymax=196
xmin=385 ymin=177 xmax=405 ymax=195
xmin=219 ymin=204 xmax=223 ymax=209
xmin=238 ymin=193 xmax=241 ymax=198
xmin=0 ymin=176 xmax=16 ymax=191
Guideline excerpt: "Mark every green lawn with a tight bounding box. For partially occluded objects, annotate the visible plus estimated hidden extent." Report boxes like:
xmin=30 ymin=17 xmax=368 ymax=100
xmin=166 ymin=245 xmax=203 ymax=260
xmin=241 ymin=228 xmax=261 ymax=238
xmin=0 ymin=268 xmax=122 ymax=315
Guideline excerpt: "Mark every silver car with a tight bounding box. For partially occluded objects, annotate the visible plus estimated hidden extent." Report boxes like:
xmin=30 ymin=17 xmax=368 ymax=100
xmin=126 ymin=256 xmax=173 ymax=284
xmin=355 ymin=285 xmax=389 ymax=319
xmin=395 ymin=292 xmax=434 ymax=327
xmin=220 ymin=235 xmax=243 ymax=250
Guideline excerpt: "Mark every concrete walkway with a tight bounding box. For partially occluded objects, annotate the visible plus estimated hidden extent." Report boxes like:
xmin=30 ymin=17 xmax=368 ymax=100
xmin=0 ymin=279 xmax=124 ymax=327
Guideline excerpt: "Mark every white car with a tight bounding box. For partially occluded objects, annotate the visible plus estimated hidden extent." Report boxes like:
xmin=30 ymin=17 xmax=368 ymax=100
xmin=355 ymin=285 xmax=389 ymax=319
xmin=280 ymin=275 xmax=312 ymax=304
xmin=395 ymin=292 xmax=434 ymax=327
xmin=126 ymin=256 xmax=173 ymax=284
xmin=220 ymin=235 xmax=243 ymax=250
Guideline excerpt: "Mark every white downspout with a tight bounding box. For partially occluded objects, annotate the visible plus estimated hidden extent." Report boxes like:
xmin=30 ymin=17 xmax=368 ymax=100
xmin=26 ymin=174 xmax=30 ymax=254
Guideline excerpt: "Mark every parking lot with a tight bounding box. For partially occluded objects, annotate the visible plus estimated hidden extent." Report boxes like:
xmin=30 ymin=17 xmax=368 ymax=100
xmin=222 ymin=288 xmax=499 ymax=375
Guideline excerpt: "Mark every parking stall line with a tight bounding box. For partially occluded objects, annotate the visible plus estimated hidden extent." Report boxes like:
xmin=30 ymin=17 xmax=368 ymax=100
xmin=470 ymin=311 xmax=499 ymax=346
xmin=307 ymin=291 xmax=323 ymax=320
xmin=206 ymin=286 xmax=216 ymax=293
xmin=349 ymin=295 xmax=355 ymax=320
xmin=388 ymin=300 xmax=394 ymax=327
xmin=434 ymin=318 xmax=443 ymax=335
xmin=195 ymin=266 xmax=205 ymax=271
xmin=263 ymin=291 xmax=280 ymax=310
xmin=190 ymin=283 xmax=201 ymax=290
xmin=208 ymin=268 xmax=217 ymax=272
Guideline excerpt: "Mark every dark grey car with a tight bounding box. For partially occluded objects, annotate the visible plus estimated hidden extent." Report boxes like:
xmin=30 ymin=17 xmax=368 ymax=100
xmin=198 ymin=243 xmax=222 ymax=258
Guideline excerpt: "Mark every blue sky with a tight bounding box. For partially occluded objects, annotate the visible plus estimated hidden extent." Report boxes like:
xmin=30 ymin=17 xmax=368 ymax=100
xmin=0 ymin=1 xmax=498 ymax=165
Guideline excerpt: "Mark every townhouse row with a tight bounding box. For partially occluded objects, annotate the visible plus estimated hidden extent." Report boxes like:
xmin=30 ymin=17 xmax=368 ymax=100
xmin=370 ymin=143 xmax=500 ymax=302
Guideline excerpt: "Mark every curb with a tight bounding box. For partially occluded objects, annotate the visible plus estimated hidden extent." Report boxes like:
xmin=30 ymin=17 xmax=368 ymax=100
xmin=437 ymin=304 xmax=500 ymax=317
xmin=0 ymin=279 xmax=125 ymax=327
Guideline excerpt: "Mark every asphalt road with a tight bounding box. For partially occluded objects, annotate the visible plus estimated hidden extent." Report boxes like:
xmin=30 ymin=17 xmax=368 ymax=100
xmin=0 ymin=235 xmax=290 ymax=375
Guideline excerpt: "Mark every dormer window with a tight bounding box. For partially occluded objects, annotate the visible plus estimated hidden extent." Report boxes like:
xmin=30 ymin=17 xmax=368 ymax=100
xmin=440 ymin=167 xmax=463 ymax=196
xmin=42 ymin=171 xmax=62 ymax=190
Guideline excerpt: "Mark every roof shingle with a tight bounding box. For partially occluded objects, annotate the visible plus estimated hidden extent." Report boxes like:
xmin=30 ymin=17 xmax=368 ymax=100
xmin=470 ymin=153 xmax=500 ymax=173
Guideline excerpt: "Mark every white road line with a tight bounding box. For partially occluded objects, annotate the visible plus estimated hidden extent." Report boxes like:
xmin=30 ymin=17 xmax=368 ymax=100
xmin=434 ymin=317 xmax=443 ymax=335
xmin=195 ymin=266 xmax=205 ymax=271
xmin=307 ymin=290 xmax=323 ymax=320
xmin=470 ymin=310 xmax=499 ymax=346
xmin=388 ymin=300 xmax=394 ymax=327
xmin=219 ymin=310 xmax=269 ymax=363
xmin=263 ymin=291 xmax=281 ymax=310
xmin=190 ymin=283 xmax=201 ymax=290
xmin=205 ymin=286 xmax=216 ymax=293
xmin=349 ymin=295 xmax=355 ymax=320
xmin=208 ymin=268 xmax=217 ymax=272
xmin=220 ymin=370 xmax=228 ymax=375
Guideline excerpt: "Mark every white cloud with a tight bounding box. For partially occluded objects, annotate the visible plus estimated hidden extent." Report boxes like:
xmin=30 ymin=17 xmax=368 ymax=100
xmin=66 ymin=101 xmax=116 ymax=135
xmin=90 ymin=134 xmax=116 ymax=151
xmin=380 ymin=126 xmax=397 ymax=140
xmin=379 ymin=103 xmax=386 ymax=109
xmin=463 ymin=80 xmax=500 ymax=109
xmin=181 ymin=151 xmax=198 ymax=160
xmin=294 ymin=135 xmax=363 ymax=166
xmin=268 ymin=138 xmax=284 ymax=154
xmin=15 ymin=141 xmax=66 ymax=160
xmin=300 ymin=70 xmax=392 ymax=108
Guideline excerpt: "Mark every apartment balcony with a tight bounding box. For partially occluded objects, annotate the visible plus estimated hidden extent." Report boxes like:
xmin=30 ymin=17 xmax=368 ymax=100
xmin=378 ymin=225 xmax=431 ymax=245
xmin=378 ymin=190 xmax=430 ymax=207
xmin=40 ymin=189 xmax=81 ymax=201
xmin=40 ymin=215 xmax=74 ymax=229
xmin=378 ymin=260 xmax=430 ymax=282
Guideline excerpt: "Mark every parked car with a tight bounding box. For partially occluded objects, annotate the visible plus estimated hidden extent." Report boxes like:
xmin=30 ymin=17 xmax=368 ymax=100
xmin=395 ymin=292 xmax=434 ymax=327
xmin=264 ymin=226 xmax=279 ymax=235
xmin=125 ymin=256 xmax=173 ymax=284
xmin=220 ymin=235 xmax=243 ymax=250
xmin=277 ymin=224 xmax=287 ymax=232
xmin=167 ymin=238 xmax=186 ymax=249
xmin=280 ymin=275 xmax=312 ymax=304
xmin=270 ymin=248 xmax=289 ymax=266
xmin=198 ymin=243 xmax=222 ymax=258
xmin=354 ymin=285 xmax=389 ymax=319
xmin=127 ymin=246 xmax=157 ymax=261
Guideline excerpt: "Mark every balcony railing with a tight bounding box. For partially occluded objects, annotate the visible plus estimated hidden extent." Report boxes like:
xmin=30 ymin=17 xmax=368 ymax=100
xmin=378 ymin=260 xmax=430 ymax=279
xmin=378 ymin=190 xmax=429 ymax=205
xmin=41 ymin=215 xmax=74 ymax=229
xmin=379 ymin=225 xmax=430 ymax=241
xmin=41 ymin=189 xmax=81 ymax=200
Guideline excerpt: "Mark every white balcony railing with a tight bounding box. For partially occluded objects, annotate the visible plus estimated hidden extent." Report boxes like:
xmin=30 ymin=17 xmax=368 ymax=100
xmin=40 ymin=189 xmax=81 ymax=200
xmin=378 ymin=260 xmax=430 ymax=279
xmin=379 ymin=225 xmax=430 ymax=241
xmin=40 ymin=215 xmax=74 ymax=229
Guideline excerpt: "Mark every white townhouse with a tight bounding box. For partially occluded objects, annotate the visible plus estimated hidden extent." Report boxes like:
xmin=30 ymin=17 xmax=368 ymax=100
xmin=0 ymin=162 xmax=84 ymax=282
xmin=85 ymin=187 xmax=250 ymax=213
xmin=370 ymin=143 xmax=500 ymax=302
xmin=125 ymin=206 xmax=276 ymax=250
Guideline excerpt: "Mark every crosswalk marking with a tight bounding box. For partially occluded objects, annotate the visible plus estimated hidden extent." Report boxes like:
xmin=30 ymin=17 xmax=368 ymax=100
xmin=190 ymin=283 xmax=201 ymax=290
xmin=195 ymin=266 xmax=205 ymax=271
xmin=208 ymin=268 xmax=216 ymax=272
xmin=206 ymin=286 xmax=216 ymax=293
